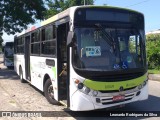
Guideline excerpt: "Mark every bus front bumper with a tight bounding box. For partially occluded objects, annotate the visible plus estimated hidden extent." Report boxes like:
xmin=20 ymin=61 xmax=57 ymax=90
xmin=5 ymin=61 xmax=14 ymax=67
xmin=70 ymin=83 xmax=148 ymax=111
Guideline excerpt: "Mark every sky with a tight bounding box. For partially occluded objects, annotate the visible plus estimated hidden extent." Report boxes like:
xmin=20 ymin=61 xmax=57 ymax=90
xmin=2 ymin=0 xmax=160 ymax=42
xmin=95 ymin=0 xmax=160 ymax=32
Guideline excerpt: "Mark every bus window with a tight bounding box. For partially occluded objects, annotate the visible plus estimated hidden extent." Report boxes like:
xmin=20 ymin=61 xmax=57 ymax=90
xmin=31 ymin=31 xmax=40 ymax=55
xmin=31 ymin=31 xmax=39 ymax=43
xmin=53 ymin=25 xmax=56 ymax=39
xmin=17 ymin=37 xmax=24 ymax=54
xmin=31 ymin=43 xmax=40 ymax=54
xmin=45 ymin=26 xmax=53 ymax=40
xmin=41 ymin=25 xmax=56 ymax=56
xmin=41 ymin=29 xmax=45 ymax=41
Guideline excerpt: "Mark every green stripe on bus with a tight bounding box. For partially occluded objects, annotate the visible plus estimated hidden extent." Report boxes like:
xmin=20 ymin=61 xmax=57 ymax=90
xmin=52 ymin=67 xmax=57 ymax=79
xmin=83 ymin=73 xmax=147 ymax=91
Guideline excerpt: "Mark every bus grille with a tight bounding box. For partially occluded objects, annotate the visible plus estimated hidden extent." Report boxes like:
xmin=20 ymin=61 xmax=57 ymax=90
xmin=98 ymin=92 xmax=135 ymax=105
xmin=99 ymin=86 xmax=137 ymax=93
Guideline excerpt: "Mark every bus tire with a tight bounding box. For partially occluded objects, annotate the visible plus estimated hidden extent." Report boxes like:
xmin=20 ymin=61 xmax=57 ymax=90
xmin=44 ymin=78 xmax=59 ymax=105
xmin=19 ymin=67 xmax=26 ymax=83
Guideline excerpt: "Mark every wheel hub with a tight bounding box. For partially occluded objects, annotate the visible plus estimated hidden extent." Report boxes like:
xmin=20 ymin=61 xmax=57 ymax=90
xmin=48 ymin=85 xmax=54 ymax=99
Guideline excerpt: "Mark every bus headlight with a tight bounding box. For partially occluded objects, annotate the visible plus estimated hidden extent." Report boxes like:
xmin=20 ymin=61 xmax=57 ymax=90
xmin=92 ymin=90 xmax=98 ymax=96
xmin=83 ymin=86 xmax=90 ymax=94
xmin=138 ymin=79 xmax=148 ymax=90
xmin=77 ymin=83 xmax=91 ymax=94
xmin=143 ymin=80 xmax=147 ymax=86
xmin=78 ymin=83 xmax=84 ymax=89
xmin=138 ymin=84 xmax=142 ymax=89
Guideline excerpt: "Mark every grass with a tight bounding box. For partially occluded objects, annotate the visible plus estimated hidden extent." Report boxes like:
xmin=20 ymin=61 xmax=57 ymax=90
xmin=148 ymin=69 xmax=160 ymax=74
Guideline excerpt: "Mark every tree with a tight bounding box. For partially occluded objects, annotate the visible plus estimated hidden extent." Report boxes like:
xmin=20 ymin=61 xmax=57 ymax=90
xmin=146 ymin=34 xmax=160 ymax=70
xmin=0 ymin=0 xmax=46 ymax=35
xmin=45 ymin=0 xmax=94 ymax=19
xmin=0 ymin=0 xmax=47 ymax=48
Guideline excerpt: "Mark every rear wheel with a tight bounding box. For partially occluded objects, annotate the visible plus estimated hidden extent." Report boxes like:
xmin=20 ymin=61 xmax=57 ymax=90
xmin=44 ymin=78 xmax=59 ymax=105
xmin=19 ymin=67 xmax=26 ymax=83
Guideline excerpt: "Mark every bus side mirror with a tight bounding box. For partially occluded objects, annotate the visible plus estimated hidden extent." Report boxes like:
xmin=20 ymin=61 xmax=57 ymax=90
xmin=67 ymin=31 xmax=74 ymax=46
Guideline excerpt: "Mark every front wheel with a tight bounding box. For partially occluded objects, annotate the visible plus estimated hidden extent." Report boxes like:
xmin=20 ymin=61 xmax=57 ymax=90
xmin=44 ymin=78 xmax=59 ymax=105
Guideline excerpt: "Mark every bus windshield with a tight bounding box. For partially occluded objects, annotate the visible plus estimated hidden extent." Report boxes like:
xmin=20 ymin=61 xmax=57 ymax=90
xmin=73 ymin=26 xmax=146 ymax=71
xmin=4 ymin=43 xmax=14 ymax=58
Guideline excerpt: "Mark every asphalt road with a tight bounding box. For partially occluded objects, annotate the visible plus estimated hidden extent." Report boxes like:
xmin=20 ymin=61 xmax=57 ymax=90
xmin=0 ymin=55 xmax=160 ymax=120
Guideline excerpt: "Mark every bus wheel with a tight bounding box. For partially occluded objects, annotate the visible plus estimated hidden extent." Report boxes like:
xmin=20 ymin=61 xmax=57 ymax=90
xmin=44 ymin=78 xmax=59 ymax=105
xmin=19 ymin=67 xmax=26 ymax=83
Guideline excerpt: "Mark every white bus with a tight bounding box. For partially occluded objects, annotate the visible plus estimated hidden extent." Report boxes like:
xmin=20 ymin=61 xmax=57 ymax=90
xmin=14 ymin=6 xmax=148 ymax=111
xmin=3 ymin=42 xmax=14 ymax=68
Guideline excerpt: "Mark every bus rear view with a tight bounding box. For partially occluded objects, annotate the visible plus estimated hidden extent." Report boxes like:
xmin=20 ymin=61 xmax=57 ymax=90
xmin=70 ymin=6 xmax=148 ymax=110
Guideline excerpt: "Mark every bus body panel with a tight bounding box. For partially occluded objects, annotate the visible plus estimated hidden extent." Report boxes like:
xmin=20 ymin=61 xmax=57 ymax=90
xmin=14 ymin=55 xmax=25 ymax=76
xmin=30 ymin=56 xmax=58 ymax=99
xmin=14 ymin=55 xmax=59 ymax=101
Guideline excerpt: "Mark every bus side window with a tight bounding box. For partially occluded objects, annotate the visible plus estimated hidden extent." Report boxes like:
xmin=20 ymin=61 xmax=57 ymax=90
xmin=17 ymin=37 xmax=24 ymax=54
xmin=53 ymin=25 xmax=56 ymax=39
xmin=41 ymin=26 xmax=56 ymax=56
xmin=41 ymin=29 xmax=45 ymax=41
xmin=31 ymin=31 xmax=40 ymax=55
xmin=45 ymin=26 xmax=53 ymax=40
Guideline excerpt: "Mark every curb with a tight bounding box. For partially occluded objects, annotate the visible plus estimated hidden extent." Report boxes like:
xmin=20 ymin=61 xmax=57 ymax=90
xmin=148 ymin=74 xmax=160 ymax=82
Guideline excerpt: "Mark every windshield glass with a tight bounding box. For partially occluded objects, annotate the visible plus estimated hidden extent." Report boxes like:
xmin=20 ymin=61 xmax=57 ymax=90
xmin=4 ymin=47 xmax=14 ymax=58
xmin=72 ymin=26 xmax=146 ymax=71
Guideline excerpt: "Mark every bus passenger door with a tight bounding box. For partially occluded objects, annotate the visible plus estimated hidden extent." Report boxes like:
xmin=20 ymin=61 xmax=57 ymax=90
xmin=57 ymin=22 xmax=69 ymax=104
xmin=24 ymin=36 xmax=31 ymax=80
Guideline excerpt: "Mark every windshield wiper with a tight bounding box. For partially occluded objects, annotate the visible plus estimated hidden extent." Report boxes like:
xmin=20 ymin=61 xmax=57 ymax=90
xmin=95 ymin=23 xmax=116 ymax=51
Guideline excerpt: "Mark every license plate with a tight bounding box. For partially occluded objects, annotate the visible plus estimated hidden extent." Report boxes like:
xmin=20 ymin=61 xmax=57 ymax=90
xmin=113 ymin=95 xmax=125 ymax=101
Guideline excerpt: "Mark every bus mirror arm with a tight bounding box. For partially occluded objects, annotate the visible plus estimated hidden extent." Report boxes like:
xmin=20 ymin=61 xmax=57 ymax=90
xmin=67 ymin=31 xmax=74 ymax=46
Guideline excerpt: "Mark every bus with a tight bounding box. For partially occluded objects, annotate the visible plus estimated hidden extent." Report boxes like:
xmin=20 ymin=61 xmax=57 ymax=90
xmin=14 ymin=6 xmax=148 ymax=111
xmin=3 ymin=42 xmax=14 ymax=68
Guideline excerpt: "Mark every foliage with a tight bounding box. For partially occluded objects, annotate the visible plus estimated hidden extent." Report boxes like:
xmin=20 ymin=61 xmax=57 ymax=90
xmin=148 ymin=69 xmax=160 ymax=74
xmin=0 ymin=0 xmax=46 ymax=35
xmin=0 ymin=0 xmax=46 ymax=47
xmin=45 ymin=0 xmax=94 ymax=19
xmin=146 ymin=33 xmax=160 ymax=70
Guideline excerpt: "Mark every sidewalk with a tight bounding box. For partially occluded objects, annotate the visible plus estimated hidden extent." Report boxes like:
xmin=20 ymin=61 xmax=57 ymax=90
xmin=148 ymin=74 xmax=160 ymax=82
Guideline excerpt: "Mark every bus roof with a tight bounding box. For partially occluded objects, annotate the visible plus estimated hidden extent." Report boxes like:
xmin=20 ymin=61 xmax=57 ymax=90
xmin=16 ymin=5 xmax=143 ymax=37
xmin=41 ymin=5 xmax=142 ymax=26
